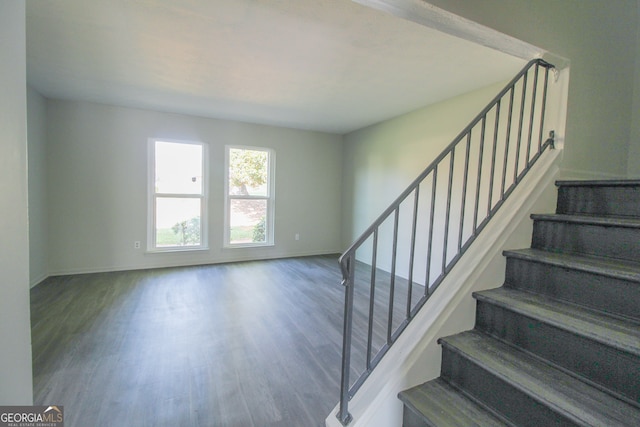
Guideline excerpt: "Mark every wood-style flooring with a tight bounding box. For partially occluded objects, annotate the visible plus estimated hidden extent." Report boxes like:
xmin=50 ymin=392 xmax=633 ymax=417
xmin=31 ymin=255 xmax=348 ymax=427
xmin=31 ymin=255 xmax=420 ymax=426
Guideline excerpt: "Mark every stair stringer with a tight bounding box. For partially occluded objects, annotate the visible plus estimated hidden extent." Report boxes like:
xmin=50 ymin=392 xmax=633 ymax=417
xmin=326 ymin=149 xmax=562 ymax=427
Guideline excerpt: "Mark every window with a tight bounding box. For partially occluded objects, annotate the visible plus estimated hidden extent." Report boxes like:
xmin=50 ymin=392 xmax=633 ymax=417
xmin=225 ymin=146 xmax=274 ymax=247
xmin=149 ymin=139 xmax=208 ymax=251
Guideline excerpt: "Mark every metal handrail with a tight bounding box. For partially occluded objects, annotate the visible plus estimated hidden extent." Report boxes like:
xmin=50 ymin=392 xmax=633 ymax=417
xmin=337 ymin=58 xmax=555 ymax=425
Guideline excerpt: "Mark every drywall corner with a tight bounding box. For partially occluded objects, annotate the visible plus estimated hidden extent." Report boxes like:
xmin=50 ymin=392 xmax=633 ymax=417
xmin=0 ymin=0 xmax=34 ymax=404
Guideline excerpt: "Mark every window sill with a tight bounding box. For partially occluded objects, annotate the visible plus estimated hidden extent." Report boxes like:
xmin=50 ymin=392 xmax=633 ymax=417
xmin=146 ymin=246 xmax=209 ymax=254
xmin=223 ymin=243 xmax=274 ymax=249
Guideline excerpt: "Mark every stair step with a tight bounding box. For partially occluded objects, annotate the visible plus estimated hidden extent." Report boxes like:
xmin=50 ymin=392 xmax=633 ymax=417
xmin=504 ymin=248 xmax=640 ymax=321
xmin=474 ymin=287 xmax=640 ymax=406
xmin=440 ymin=330 xmax=640 ymax=427
xmin=556 ymin=180 xmax=640 ymax=187
xmin=531 ymin=214 xmax=640 ymax=262
xmin=398 ymin=378 xmax=510 ymax=427
xmin=532 ymin=213 xmax=640 ymax=228
xmin=556 ymin=180 xmax=640 ymax=218
xmin=399 ymin=180 xmax=640 ymax=427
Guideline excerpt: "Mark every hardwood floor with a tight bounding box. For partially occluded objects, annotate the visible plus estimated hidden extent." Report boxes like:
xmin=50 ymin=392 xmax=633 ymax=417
xmin=31 ymin=255 xmax=419 ymax=426
xmin=31 ymin=256 xmax=347 ymax=427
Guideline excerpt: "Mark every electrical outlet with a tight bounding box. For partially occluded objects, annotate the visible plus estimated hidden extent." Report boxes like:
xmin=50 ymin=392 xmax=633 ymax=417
xmin=134 ymin=241 xmax=141 ymax=249
xmin=295 ymin=233 xmax=300 ymax=241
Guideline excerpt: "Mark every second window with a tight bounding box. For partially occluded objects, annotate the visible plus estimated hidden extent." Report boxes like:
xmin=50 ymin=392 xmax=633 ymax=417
xmin=225 ymin=146 xmax=274 ymax=247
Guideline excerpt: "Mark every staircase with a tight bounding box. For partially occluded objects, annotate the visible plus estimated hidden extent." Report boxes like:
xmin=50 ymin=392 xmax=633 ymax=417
xmin=398 ymin=180 xmax=640 ymax=426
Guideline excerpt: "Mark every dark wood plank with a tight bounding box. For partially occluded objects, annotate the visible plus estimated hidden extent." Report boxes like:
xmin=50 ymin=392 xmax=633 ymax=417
xmin=31 ymin=256 xmax=343 ymax=426
xmin=31 ymin=255 xmax=418 ymax=426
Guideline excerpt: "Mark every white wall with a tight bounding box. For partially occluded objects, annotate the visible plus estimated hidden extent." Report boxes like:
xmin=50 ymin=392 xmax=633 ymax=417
xmin=341 ymin=80 xmax=506 ymax=249
xmin=46 ymin=100 xmax=343 ymax=275
xmin=0 ymin=0 xmax=33 ymax=404
xmin=28 ymin=86 xmax=49 ymax=286
xmin=424 ymin=0 xmax=638 ymax=179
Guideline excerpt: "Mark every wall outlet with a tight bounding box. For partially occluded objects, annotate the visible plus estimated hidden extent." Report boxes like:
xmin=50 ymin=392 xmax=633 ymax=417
xmin=295 ymin=233 xmax=300 ymax=241
xmin=134 ymin=241 xmax=141 ymax=249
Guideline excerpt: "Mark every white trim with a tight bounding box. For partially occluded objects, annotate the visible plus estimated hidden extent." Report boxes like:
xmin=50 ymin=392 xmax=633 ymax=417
xmin=148 ymin=138 xmax=209 ymax=251
xmin=45 ymin=250 xmax=340 ymax=277
xmin=145 ymin=246 xmax=210 ymax=254
xmin=224 ymin=145 xmax=276 ymax=248
xmin=29 ymin=273 xmax=49 ymax=289
xmin=559 ymin=168 xmax=627 ymax=182
xmin=353 ymin=0 xmax=544 ymax=61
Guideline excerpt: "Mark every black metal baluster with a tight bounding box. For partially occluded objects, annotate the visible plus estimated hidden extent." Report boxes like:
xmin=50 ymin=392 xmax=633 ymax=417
xmin=406 ymin=187 xmax=419 ymax=318
xmin=425 ymin=168 xmax=437 ymax=294
xmin=538 ymin=65 xmax=551 ymax=151
xmin=526 ymin=64 xmax=540 ymax=165
xmin=488 ymin=101 xmax=501 ymax=215
xmin=366 ymin=229 xmax=378 ymax=370
xmin=387 ymin=208 xmax=399 ymax=344
xmin=458 ymin=132 xmax=472 ymax=251
xmin=442 ymin=149 xmax=455 ymax=273
xmin=501 ymin=87 xmax=515 ymax=199
xmin=514 ymin=71 xmax=528 ymax=182
xmin=338 ymin=255 xmax=354 ymax=425
xmin=473 ymin=117 xmax=486 ymax=234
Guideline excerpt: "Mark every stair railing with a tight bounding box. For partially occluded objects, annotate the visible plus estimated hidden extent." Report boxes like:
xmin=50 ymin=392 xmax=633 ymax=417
xmin=337 ymin=58 xmax=556 ymax=425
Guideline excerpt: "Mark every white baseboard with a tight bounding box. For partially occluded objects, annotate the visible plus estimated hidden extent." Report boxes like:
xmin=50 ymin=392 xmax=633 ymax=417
xmin=44 ymin=249 xmax=341 ymax=278
xmin=558 ymin=167 xmax=626 ymax=181
xmin=29 ymin=273 xmax=49 ymax=288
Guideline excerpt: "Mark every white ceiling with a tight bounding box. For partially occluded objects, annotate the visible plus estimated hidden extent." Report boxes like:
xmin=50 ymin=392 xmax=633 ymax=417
xmin=26 ymin=0 xmax=527 ymax=134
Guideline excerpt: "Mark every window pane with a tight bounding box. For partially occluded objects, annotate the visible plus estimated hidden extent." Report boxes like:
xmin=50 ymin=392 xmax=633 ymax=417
xmin=229 ymin=199 xmax=267 ymax=244
xmin=155 ymin=197 xmax=201 ymax=247
xmin=155 ymin=141 xmax=203 ymax=194
xmin=228 ymin=148 xmax=268 ymax=196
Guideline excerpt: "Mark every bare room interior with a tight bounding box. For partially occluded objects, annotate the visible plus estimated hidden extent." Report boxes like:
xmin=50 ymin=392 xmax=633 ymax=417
xmin=1 ymin=1 xmax=639 ymax=426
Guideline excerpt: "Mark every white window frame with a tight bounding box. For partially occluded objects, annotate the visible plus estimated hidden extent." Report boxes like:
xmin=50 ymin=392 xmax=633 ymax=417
xmin=148 ymin=138 xmax=209 ymax=252
xmin=224 ymin=145 xmax=275 ymax=248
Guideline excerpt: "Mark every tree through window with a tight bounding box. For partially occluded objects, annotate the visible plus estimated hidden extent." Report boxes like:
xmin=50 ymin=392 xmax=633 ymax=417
xmin=226 ymin=146 xmax=274 ymax=246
